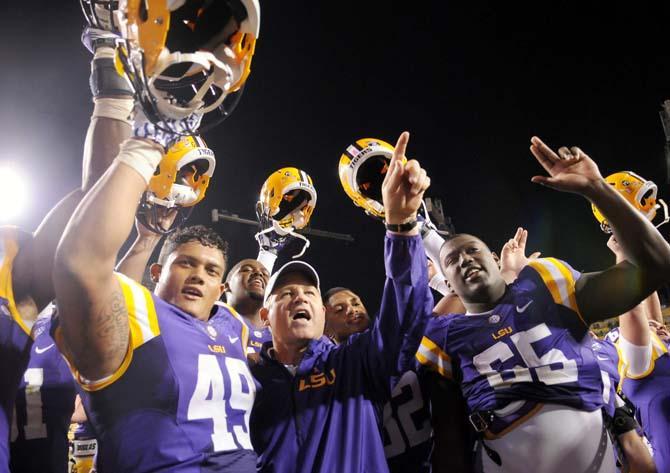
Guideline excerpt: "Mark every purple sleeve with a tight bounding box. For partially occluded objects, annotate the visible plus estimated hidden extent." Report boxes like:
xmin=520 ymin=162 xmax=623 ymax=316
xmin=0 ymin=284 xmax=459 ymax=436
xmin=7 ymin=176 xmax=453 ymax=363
xmin=345 ymin=233 xmax=434 ymax=396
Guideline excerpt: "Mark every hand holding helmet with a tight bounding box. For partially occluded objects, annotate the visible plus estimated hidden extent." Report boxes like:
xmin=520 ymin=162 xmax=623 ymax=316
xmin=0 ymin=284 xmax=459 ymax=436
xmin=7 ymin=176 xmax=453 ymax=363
xmin=339 ymin=137 xmax=407 ymax=219
xmin=592 ymin=171 xmax=669 ymax=233
xmin=133 ymin=106 xmax=203 ymax=150
xmin=136 ymin=134 xmax=215 ymax=234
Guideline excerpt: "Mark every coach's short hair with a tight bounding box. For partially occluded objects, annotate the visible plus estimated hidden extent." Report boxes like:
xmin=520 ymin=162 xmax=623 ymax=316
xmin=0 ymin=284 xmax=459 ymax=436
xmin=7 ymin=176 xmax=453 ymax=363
xmin=157 ymin=225 xmax=229 ymax=269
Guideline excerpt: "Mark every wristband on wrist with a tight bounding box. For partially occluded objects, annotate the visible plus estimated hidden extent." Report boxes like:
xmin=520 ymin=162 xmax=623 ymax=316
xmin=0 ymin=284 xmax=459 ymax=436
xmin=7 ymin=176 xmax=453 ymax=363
xmin=385 ymin=220 xmax=418 ymax=233
xmin=90 ymin=48 xmax=133 ymax=98
xmin=429 ymin=273 xmax=449 ymax=295
xmin=257 ymin=249 xmax=278 ymax=273
xmin=115 ymin=138 xmax=163 ymax=184
xmin=92 ymin=97 xmax=134 ymax=123
xmin=611 ymin=406 xmax=638 ymax=437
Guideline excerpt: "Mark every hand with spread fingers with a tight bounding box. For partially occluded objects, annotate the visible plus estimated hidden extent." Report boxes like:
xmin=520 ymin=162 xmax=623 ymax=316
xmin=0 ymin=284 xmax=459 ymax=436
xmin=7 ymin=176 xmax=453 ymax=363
xmin=500 ymin=227 xmax=541 ymax=283
xmin=529 ymin=136 xmax=604 ymax=196
xmin=381 ymin=131 xmax=431 ymax=230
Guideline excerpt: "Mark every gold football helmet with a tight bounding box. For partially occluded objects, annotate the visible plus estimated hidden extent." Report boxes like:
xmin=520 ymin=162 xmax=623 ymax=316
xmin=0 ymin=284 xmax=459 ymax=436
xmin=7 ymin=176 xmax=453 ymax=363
xmin=339 ymin=137 xmax=407 ymax=219
xmin=592 ymin=171 xmax=669 ymax=233
xmin=114 ymin=0 xmax=260 ymax=131
xmin=258 ymin=167 xmax=317 ymax=231
xmin=138 ymin=135 xmax=215 ymax=233
xmin=255 ymin=167 xmax=317 ymax=259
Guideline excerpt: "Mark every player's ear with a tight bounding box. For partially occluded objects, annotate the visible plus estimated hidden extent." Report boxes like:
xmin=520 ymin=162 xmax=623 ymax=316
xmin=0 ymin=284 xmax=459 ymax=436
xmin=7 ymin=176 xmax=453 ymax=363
xmin=149 ymin=263 xmax=163 ymax=283
xmin=218 ymin=283 xmax=225 ymax=299
xmin=222 ymin=281 xmax=231 ymax=293
xmin=260 ymin=306 xmax=270 ymax=326
xmin=446 ymin=279 xmax=455 ymax=295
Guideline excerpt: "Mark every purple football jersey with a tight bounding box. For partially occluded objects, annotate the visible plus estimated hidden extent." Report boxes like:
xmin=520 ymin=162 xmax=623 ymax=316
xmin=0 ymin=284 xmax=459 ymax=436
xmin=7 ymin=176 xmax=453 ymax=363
xmin=0 ymin=227 xmax=34 ymax=471
xmin=242 ymin=320 xmax=272 ymax=355
xmin=417 ymin=258 xmax=604 ymax=431
xmin=250 ymin=234 xmax=433 ymax=473
xmin=617 ymin=331 xmax=670 ymax=472
xmin=55 ymin=273 xmax=257 ymax=473
xmin=590 ymin=336 xmax=620 ymax=417
xmin=382 ymin=370 xmax=432 ymax=473
xmin=11 ymin=308 xmax=76 ymax=473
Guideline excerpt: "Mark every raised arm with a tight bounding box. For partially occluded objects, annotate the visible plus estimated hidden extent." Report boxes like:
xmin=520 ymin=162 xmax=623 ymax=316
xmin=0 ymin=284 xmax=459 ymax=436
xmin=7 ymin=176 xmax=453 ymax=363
xmin=116 ymin=211 xmax=175 ymax=283
xmin=529 ymin=137 xmax=670 ymax=324
xmin=348 ymin=132 xmax=433 ymax=387
xmin=13 ymin=43 xmax=133 ymax=318
xmin=498 ymin=227 xmax=541 ymax=284
xmin=54 ymin=138 xmax=163 ymax=381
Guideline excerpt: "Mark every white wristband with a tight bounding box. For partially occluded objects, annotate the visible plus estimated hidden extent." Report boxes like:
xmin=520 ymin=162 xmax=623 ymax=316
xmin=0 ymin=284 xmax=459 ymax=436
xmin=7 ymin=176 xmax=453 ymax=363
xmin=115 ymin=138 xmax=163 ymax=184
xmin=429 ymin=273 xmax=449 ymax=296
xmin=423 ymin=228 xmax=446 ymax=264
xmin=92 ymin=97 xmax=134 ymax=123
xmin=257 ymin=249 xmax=278 ymax=273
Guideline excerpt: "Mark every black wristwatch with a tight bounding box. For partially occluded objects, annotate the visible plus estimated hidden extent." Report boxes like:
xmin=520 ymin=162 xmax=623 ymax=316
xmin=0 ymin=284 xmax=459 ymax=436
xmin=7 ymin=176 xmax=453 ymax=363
xmin=385 ymin=220 xmax=418 ymax=233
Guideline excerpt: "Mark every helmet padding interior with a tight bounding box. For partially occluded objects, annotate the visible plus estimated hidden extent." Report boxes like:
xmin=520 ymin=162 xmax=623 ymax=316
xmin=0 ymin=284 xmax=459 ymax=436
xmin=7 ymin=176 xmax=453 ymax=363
xmin=356 ymin=155 xmax=389 ymax=202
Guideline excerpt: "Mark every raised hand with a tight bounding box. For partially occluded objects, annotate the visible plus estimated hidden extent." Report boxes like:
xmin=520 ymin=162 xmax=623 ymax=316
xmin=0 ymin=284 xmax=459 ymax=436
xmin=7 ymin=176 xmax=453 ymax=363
xmin=133 ymin=107 xmax=203 ymax=150
xmin=529 ymin=136 xmax=604 ymax=196
xmin=382 ymin=132 xmax=431 ymax=226
xmin=136 ymin=207 xmax=178 ymax=237
xmin=500 ymin=227 xmax=541 ymax=282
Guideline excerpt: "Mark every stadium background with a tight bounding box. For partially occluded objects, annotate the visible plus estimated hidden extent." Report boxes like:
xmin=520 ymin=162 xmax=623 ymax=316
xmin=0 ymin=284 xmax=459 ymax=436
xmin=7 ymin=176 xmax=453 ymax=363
xmin=1 ymin=1 xmax=669 ymax=323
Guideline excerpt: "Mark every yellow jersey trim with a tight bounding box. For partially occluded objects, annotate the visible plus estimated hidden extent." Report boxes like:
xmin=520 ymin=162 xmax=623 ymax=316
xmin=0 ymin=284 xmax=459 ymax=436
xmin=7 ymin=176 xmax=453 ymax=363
xmin=527 ymin=258 xmax=585 ymax=326
xmin=416 ymin=336 xmax=452 ymax=379
xmin=0 ymin=228 xmax=33 ymax=337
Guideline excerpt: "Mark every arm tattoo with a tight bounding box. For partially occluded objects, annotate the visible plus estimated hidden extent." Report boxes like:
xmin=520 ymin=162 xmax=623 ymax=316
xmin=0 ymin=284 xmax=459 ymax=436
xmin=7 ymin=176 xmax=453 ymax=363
xmin=76 ymin=289 xmax=129 ymax=375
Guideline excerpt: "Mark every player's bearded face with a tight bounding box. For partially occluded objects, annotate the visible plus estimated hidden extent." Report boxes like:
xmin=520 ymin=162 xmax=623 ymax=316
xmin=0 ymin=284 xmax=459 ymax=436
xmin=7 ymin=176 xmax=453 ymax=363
xmin=266 ymin=273 xmax=325 ymax=345
xmin=325 ymin=290 xmax=370 ymax=339
xmin=154 ymin=242 xmax=225 ymax=320
xmin=441 ymin=235 xmax=504 ymax=303
xmin=228 ymin=259 xmax=269 ymax=301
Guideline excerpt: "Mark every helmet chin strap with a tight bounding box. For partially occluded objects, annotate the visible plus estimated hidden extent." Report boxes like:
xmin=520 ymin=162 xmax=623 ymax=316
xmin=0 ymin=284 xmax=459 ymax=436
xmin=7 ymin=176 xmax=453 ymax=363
xmin=655 ymin=199 xmax=670 ymax=229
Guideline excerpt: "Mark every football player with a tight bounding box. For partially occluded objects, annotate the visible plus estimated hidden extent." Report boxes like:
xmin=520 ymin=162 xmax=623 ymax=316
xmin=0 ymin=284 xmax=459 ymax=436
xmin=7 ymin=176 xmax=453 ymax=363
xmin=417 ymin=137 xmax=670 ymax=472
xmin=9 ymin=304 xmax=77 ymax=473
xmin=500 ymin=228 xmax=655 ymax=472
xmin=605 ymin=234 xmax=670 ymax=472
xmin=249 ymin=131 xmax=433 ymax=473
xmin=53 ymin=158 xmax=258 ymax=473
xmin=223 ymin=259 xmax=271 ymax=354
xmin=323 ymin=287 xmax=371 ymax=344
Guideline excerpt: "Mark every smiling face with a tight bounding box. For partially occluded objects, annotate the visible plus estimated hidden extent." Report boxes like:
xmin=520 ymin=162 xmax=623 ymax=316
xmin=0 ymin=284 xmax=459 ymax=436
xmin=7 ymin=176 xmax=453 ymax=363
xmin=325 ymin=289 xmax=370 ymax=342
xmin=152 ymin=240 xmax=226 ymax=321
xmin=439 ymin=234 xmax=506 ymax=306
xmin=225 ymin=258 xmax=270 ymax=304
xmin=262 ymin=272 xmax=325 ymax=348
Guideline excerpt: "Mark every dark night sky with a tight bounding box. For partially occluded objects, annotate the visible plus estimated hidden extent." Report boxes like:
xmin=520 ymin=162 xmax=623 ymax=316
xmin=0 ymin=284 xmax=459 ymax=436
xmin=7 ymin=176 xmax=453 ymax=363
xmin=1 ymin=2 xmax=669 ymax=310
